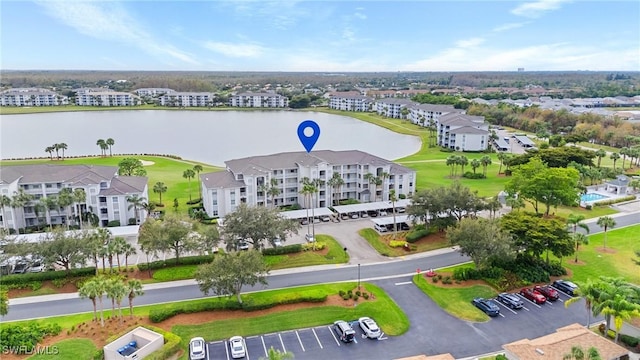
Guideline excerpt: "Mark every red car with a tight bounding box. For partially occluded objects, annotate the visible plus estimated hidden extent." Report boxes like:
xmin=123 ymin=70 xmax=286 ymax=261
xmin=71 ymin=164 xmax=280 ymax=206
xmin=520 ymin=287 xmax=547 ymax=304
xmin=533 ymin=285 xmax=559 ymax=301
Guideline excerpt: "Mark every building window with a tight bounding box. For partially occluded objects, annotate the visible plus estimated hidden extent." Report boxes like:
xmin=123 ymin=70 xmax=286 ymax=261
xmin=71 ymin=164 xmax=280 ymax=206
xmin=212 ymin=210 xmax=219 ymax=217
xmin=112 ymin=197 xmax=119 ymax=204
xmin=230 ymin=191 xmax=236 ymax=205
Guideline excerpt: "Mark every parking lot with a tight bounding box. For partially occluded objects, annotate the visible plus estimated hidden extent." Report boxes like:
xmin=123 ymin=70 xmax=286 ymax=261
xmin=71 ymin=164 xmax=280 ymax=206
xmin=203 ymin=321 xmax=391 ymax=360
xmin=490 ymin=285 xmax=572 ymax=318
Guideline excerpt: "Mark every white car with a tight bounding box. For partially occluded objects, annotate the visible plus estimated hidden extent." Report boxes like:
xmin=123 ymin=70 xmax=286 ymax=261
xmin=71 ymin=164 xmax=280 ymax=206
xmin=273 ymin=238 xmax=282 ymax=247
xmin=358 ymin=317 xmax=382 ymax=339
xmin=189 ymin=337 xmax=206 ymax=360
xmin=304 ymin=233 xmax=315 ymax=242
xmin=229 ymin=336 xmax=246 ymax=359
xmin=237 ymin=240 xmax=250 ymax=251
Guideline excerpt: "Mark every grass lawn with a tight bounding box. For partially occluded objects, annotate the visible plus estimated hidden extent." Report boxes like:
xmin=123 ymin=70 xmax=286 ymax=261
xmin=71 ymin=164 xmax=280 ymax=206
xmin=263 ymin=235 xmax=349 ymax=269
xmin=564 ymin=224 xmax=640 ymax=285
xmin=515 ymin=203 xmax=618 ymax=220
xmin=0 ymin=155 xmax=222 ymax=213
xmin=359 ymin=228 xmax=449 ymax=257
xmin=413 ymin=274 xmax=497 ymax=322
xmin=28 ymin=338 xmax=97 ymax=360
xmin=171 ymin=282 xmax=408 ymax=359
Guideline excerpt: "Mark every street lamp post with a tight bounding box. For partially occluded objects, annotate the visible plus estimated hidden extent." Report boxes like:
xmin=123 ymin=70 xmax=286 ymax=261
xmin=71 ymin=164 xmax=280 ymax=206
xmin=357 ymin=263 xmax=361 ymax=290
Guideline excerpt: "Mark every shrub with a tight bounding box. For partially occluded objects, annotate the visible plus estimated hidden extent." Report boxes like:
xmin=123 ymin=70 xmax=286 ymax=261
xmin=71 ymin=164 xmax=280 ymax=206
xmin=128 ymin=218 xmax=137 ymax=225
xmin=398 ymin=193 xmax=406 ymax=199
xmin=453 ymin=267 xmax=481 ymax=281
xmin=462 ymin=172 xmax=486 ymax=179
xmin=620 ymin=334 xmax=640 ymax=347
xmin=0 ymin=323 xmax=62 ymax=352
xmin=302 ymin=242 xmax=326 ymax=251
xmin=389 ymin=240 xmax=408 ymax=248
xmin=431 ymin=276 xmax=438 ymax=283
xmin=107 ymin=220 xmax=121 ymax=227
xmin=262 ymin=244 xmax=302 ymax=256
xmin=442 ymin=276 xmax=452 ymax=284
xmin=496 ymin=355 xmax=508 ymax=360
xmin=405 ymin=229 xmax=431 ymax=243
xmin=0 ymin=267 xmax=96 ymax=287
xmin=355 ymin=290 xmax=361 ymax=297
xmin=362 ymin=293 xmax=369 ymax=300
xmin=137 ymin=255 xmax=214 ymax=271
xmin=186 ymin=198 xmax=203 ymax=205
xmin=338 ymin=290 xmax=345 ymax=297
xmin=30 ymin=281 xmax=42 ymax=291
xmin=593 ymin=195 xmax=637 ymax=207
xmin=342 ymin=294 xmax=350 ymax=300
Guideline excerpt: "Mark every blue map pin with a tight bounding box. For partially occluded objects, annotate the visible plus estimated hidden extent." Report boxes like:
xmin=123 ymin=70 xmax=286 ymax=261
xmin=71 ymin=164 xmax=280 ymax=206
xmin=297 ymin=120 xmax=320 ymax=153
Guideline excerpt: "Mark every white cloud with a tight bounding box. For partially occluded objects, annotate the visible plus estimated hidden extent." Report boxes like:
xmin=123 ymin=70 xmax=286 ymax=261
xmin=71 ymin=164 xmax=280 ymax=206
xmin=492 ymin=22 xmax=528 ymax=32
xmin=511 ymin=0 xmax=570 ymax=18
xmin=202 ymin=41 xmax=265 ymax=57
xmin=455 ymin=38 xmax=485 ymax=48
xmin=354 ymin=12 xmax=367 ymax=20
xmin=37 ymin=1 xmax=197 ymax=65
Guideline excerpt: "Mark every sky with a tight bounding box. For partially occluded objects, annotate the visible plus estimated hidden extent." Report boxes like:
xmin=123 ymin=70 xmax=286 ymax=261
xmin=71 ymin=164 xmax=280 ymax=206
xmin=1 ymin=0 xmax=639 ymax=72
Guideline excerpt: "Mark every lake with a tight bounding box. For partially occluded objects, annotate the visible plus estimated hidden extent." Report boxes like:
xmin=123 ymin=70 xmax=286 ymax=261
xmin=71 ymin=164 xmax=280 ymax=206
xmin=0 ymin=110 xmax=421 ymax=166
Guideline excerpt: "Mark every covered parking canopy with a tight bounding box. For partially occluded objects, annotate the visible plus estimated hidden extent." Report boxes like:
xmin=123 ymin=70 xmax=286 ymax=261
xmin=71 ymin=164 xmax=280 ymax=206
xmin=332 ymin=199 xmax=412 ymax=215
xmin=279 ymin=207 xmax=334 ymax=220
xmin=370 ymin=215 xmax=413 ymax=226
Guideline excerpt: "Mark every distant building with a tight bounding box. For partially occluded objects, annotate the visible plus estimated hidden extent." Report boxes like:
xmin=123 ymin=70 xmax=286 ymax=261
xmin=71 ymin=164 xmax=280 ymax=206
xmin=228 ymin=92 xmax=289 ymax=108
xmin=0 ymin=88 xmax=68 ymax=107
xmin=375 ymin=98 xmax=414 ymax=119
xmin=75 ymin=90 xmax=140 ymax=106
xmin=134 ymin=88 xmax=175 ymax=97
xmin=437 ymin=113 xmax=489 ymax=151
xmin=328 ymin=94 xmax=373 ymax=111
xmin=0 ymin=165 xmax=148 ymax=230
xmin=159 ymin=92 xmax=214 ymax=107
xmin=200 ymin=150 xmax=416 ymax=219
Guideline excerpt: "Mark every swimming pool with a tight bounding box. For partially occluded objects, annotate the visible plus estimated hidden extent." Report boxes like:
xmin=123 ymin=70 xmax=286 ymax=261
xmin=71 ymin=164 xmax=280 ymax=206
xmin=580 ymin=193 xmax=609 ymax=202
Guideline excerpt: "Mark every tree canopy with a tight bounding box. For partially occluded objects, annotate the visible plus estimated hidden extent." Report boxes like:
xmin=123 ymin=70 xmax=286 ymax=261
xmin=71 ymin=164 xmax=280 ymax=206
xmin=137 ymin=214 xmax=199 ymax=263
xmin=195 ymin=250 xmax=269 ymax=304
xmin=501 ymin=211 xmax=573 ymax=262
xmin=408 ymin=182 xmax=485 ymax=224
xmin=446 ymin=218 xmax=515 ymax=268
xmin=505 ymin=146 xmax=596 ymax=168
xmin=221 ymin=203 xmax=300 ymax=250
xmin=118 ymin=157 xmax=147 ymax=176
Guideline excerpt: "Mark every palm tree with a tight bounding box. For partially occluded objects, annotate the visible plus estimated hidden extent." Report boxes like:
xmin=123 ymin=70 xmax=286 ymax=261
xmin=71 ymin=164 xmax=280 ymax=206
xmin=363 ymin=173 xmax=376 ymax=202
xmin=126 ymin=194 xmax=146 ymax=225
xmin=379 ymin=172 xmax=390 ymax=201
xmin=596 ymin=216 xmax=616 ymax=249
xmin=122 ymin=242 xmax=137 ymax=270
xmin=183 ymin=169 xmax=196 ymax=201
xmin=72 ymin=188 xmax=86 ymax=229
xmin=562 ymin=345 xmax=601 ymax=360
xmin=193 ymin=164 xmax=203 ymax=198
xmin=126 ymin=280 xmax=144 ymax=318
xmin=497 ymin=152 xmax=506 ymax=174
xmin=12 ymin=189 xmax=34 ymax=232
xmin=79 ymin=278 xmax=101 ymax=322
xmin=96 ymin=139 xmax=106 ymax=156
xmin=567 ymin=214 xmax=589 ymax=262
xmin=327 ymin=172 xmax=344 ymax=206
xmin=259 ymin=178 xmax=281 ymax=209
xmin=259 ymin=346 xmax=294 ymax=360
xmin=620 ymin=147 xmax=630 ymax=170
xmin=389 ymin=189 xmax=398 ymax=239
xmin=470 ymin=159 xmax=481 ymax=174
xmin=480 ymin=155 xmax=492 ymax=177
xmin=0 ymin=194 xmax=12 ymax=232
xmin=153 ymin=182 xmax=167 ymax=206
xmin=53 ymin=143 xmax=61 ymax=160
xmin=106 ymin=138 xmax=115 ymax=156
xmin=446 ymin=155 xmax=457 ymax=177
xmin=609 ymin=152 xmax=620 ymax=170
xmin=45 ymin=146 xmax=54 ymax=160
xmin=299 ymin=177 xmax=316 ymax=237
xmin=57 ymin=188 xmax=74 ymax=230
xmin=565 ymin=279 xmax=601 ymax=328
xmin=111 ymin=236 xmax=127 ymax=271
xmin=606 ymin=294 xmax=640 ymax=343
xmin=81 ymin=276 xmax=106 ymax=326
xmin=595 ymin=149 xmax=606 ymax=168
xmin=57 ymin=143 xmax=67 ymax=160
xmin=458 ymin=156 xmax=469 ymax=175
xmin=33 ymin=201 xmax=45 ymax=228
xmin=141 ymin=202 xmax=156 ymax=219
xmin=105 ymin=277 xmax=127 ymax=323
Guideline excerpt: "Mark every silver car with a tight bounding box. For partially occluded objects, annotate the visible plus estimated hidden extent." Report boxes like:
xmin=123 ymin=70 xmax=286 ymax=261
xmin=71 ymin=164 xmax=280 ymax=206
xmin=358 ymin=317 xmax=382 ymax=339
xmin=229 ymin=336 xmax=246 ymax=359
xmin=189 ymin=337 xmax=206 ymax=360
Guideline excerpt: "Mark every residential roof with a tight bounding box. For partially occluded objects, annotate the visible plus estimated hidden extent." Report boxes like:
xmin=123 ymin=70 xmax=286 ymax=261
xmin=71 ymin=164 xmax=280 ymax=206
xmin=99 ymin=176 xmax=148 ymax=195
xmin=410 ymin=103 xmax=458 ymax=113
xmin=438 ymin=113 xmax=485 ymax=125
xmin=502 ymin=323 xmax=629 ymax=360
xmin=234 ymin=92 xmax=284 ymax=97
xmin=514 ymin=135 xmax=536 ymax=146
xmin=449 ymin=126 xmax=489 ymax=135
xmin=0 ymin=165 xmax=118 ymax=185
xmin=200 ymin=170 xmax=246 ymax=189
xmin=375 ymin=98 xmax=415 ymax=105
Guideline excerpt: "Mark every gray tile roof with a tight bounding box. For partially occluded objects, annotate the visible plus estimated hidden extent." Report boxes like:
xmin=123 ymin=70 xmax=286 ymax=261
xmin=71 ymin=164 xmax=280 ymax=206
xmin=410 ymin=103 xmax=459 ymax=113
xmin=235 ymin=92 xmax=284 ymax=97
xmin=225 ymin=150 xmax=414 ymax=177
xmin=200 ymin=170 xmax=246 ymax=189
xmin=449 ymin=126 xmax=489 ymax=135
xmin=0 ymin=165 xmax=118 ymax=185
xmin=438 ymin=113 xmax=485 ymax=124
xmin=376 ymin=98 xmax=415 ymax=105
xmin=99 ymin=176 xmax=148 ymax=196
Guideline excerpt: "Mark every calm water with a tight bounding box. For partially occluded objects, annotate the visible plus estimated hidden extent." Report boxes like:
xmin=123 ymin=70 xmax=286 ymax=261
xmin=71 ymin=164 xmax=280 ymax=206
xmin=0 ymin=110 xmax=421 ymax=166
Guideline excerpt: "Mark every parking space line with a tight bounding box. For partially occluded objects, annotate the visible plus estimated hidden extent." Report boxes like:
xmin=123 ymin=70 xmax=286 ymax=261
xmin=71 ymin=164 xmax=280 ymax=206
xmin=245 ymin=338 xmax=250 ymax=360
xmin=545 ymin=301 xmax=554 ymax=307
xmin=522 ymin=305 xmax=530 ymax=311
xmin=224 ymin=340 xmax=230 ymax=360
xmin=495 ymin=300 xmax=518 ymax=314
xmin=312 ymin=328 xmax=323 ymax=349
xmin=295 ymin=331 xmax=306 ymax=352
xmin=261 ymin=336 xmax=268 ymax=357
xmin=517 ymin=294 xmax=542 ymax=308
xmin=278 ymin=333 xmax=286 ymax=353
xmin=498 ymin=312 xmax=505 ymax=318
xmin=328 ymin=326 xmax=341 ymax=346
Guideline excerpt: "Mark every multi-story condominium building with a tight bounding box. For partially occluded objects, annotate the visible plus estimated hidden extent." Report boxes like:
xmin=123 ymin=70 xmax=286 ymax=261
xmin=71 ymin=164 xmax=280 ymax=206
xmin=228 ymin=92 xmax=289 ymax=108
xmin=75 ymin=91 xmax=140 ymax=106
xmin=375 ymin=98 xmax=414 ymax=119
xmin=0 ymin=88 xmax=69 ymax=107
xmin=408 ymin=104 xmax=463 ymax=126
xmin=200 ymin=150 xmax=416 ymax=219
xmin=135 ymin=88 xmax=175 ymax=97
xmin=74 ymin=88 xmax=114 ymax=95
xmin=437 ymin=113 xmax=489 ymax=151
xmin=159 ymin=92 xmax=214 ymax=107
xmin=328 ymin=94 xmax=372 ymax=112
xmin=0 ymin=165 xmax=148 ymax=231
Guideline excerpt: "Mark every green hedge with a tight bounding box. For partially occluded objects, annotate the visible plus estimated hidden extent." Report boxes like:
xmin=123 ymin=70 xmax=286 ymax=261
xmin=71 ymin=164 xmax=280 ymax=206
xmin=0 ymin=267 xmax=96 ymax=286
xmin=593 ymin=195 xmax=637 ymax=207
xmin=0 ymin=323 xmax=62 ymax=353
xmin=149 ymin=289 xmax=328 ymax=323
xmin=138 ymin=255 xmax=214 ymax=271
xmin=405 ymin=229 xmax=431 ymax=243
xmin=262 ymin=244 xmax=302 ymax=256
xmin=621 ymin=333 xmax=640 ymax=348
xmin=107 ymin=220 xmax=121 ymax=227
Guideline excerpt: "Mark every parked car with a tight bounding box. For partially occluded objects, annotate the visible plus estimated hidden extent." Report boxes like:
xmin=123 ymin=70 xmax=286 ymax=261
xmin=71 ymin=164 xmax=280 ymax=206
xmin=396 ymin=207 xmax=406 ymax=213
xmin=304 ymin=233 xmax=315 ymax=242
xmin=11 ymin=261 xmax=29 ymax=274
xmin=552 ymin=279 xmax=579 ymax=296
xmin=350 ymin=213 xmax=359 ymax=219
xmin=333 ymin=320 xmax=356 ymax=343
xmin=229 ymin=336 xmax=246 ymax=359
xmin=320 ymin=215 xmax=331 ymax=222
xmin=374 ymin=223 xmax=388 ymax=233
xmin=534 ymin=285 xmax=559 ymax=301
xmin=496 ymin=293 xmax=523 ymax=309
xmin=358 ymin=317 xmax=382 ymax=339
xmin=378 ymin=210 xmax=388 ymax=216
xmin=237 ymin=241 xmax=250 ymax=251
xmin=400 ymin=222 xmax=410 ymax=231
xmin=189 ymin=337 xmax=206 ymax=360
xmin=471 ymin=298 xmax=500 ymax=317
xmin=520 ymin=288 xmax=547 ymax=304
xmin=28 ymin=260 xmax=44 ymax=273
xmin=272 ymin=238 xmax=282 ymax=247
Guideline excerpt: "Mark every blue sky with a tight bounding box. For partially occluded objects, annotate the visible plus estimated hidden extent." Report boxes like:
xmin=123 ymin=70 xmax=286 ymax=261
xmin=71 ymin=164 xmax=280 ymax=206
xmin=2 ymin=0 xmax=639 ymax=71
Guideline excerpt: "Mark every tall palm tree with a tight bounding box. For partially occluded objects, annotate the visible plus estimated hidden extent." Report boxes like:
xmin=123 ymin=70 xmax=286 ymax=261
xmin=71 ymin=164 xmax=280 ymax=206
xmin=327 ymin=172 xmax=344 ymax=206
xmin=193 ymin=164 xmax=203 ymax=198
xmin=606 ymin=294 xmax=640 ymax=343
xmin=106 ymin=138 xmax=115 ymax=156
xmin=595 ymin=149 xmax=606 ymax=168
xmin=299 ymin=177 xmax=316 ymax=237
xmin=153 ymin=181 xmax=167 ymax=206
xmin=446 ymin=155 xmax=457 ymax=177
xmin=609 ymin=152 xmax=620 ymax=170
xmin=565 ymin=279 xmax=601 ymax=328
xmin=497 ymin=152 xmax=506 ymax=174
xmin=105 ymin=277 xmax=127 ymax=322
xmin=122 ymin=242 xmax=137 ymax=270
xmin=72 ymin=188 xmax=86 ymax=229
xmin=57 ymin=143 xmax=67 ymax=160
xmin=596 ymin=216 xmax=616 ymax=249
xmin=620 ymin=147 xmax=630 ymax=170
xmin=389 ymin=189 xmax=398 ymax=239
xmin=0 ymin=194 xmax=12 ymax=232
xmin=182 ymin=169 xmax=196 ymax=201
xmin=258 ymin=178 xmax=281 ymax=208
xmin=379 ymin=172 xmax=390 ymax=201
xmin=111 ymin=236 xmax=127 ymax=271
xmin=53 ymin=143 xmax=61 ymax=160
xmin=79 ymin=278 xmax=101 ymax=322
xmin=57 ymin=188 xmax=74 ymax=230
xmin=480 ymin=155 xmax=492 ymax=177
xmin=126 ymin=279 xmax=144 ymax=318
xmin=458 ymin=156 xmax=469 ymax=175
xmin=80 ymin=276 xmax=107 ymax=326
xmin=45 ymin=146 xmax=54 ymax=160
xmin=562 ymin=345 xmax=601 ymax=360
xmin=470 ymin=158 xmax=481 ymax=174
xmin=363 ymin=173 xmax=376 ymax=202
xmin=11 ymin=189 xmax=34 ymax=232
xmin=42 ymin=196 xmax=58 ymax=230
xmin=567 ymin=214 xmax=589 ymax=262
xmin=33 ymin=201 xmax=45 ymax=228
xmin=126 ymin=194 xmax=146 ymax=225
xmin=141 ymin=202 xmax=156 ymax=219
xmin=96 ymin=139 xmax=106 ymax=156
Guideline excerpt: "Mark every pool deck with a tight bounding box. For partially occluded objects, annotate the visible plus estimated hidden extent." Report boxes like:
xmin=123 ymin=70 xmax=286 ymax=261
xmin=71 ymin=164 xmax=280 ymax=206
xmin=581 ymin=186 xmax=636 ymax=206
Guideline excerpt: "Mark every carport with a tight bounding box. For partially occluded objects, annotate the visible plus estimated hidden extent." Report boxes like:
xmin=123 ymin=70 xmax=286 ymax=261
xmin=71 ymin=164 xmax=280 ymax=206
xmin=370 ymin=215 xmax=412 ymax=226
xmin=514 ymin=135 xmax=535 ymax=148
xmin=280 ymin=208 xmax=334 ymax=220
xmin=332 ymin=199 xmax=411 ymax=217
